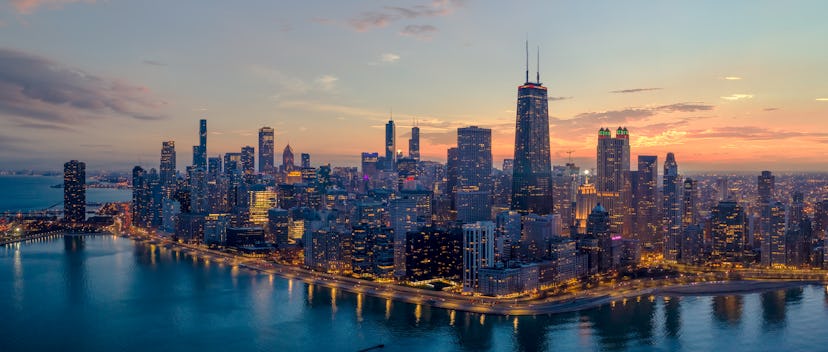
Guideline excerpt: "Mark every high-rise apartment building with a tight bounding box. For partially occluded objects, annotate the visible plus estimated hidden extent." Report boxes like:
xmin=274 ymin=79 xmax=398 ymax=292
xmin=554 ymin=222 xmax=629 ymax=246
xmin=462 ymin=221 xmax=495 ymax=292
xmin=63 ymin=160 xmax=86 ymax=223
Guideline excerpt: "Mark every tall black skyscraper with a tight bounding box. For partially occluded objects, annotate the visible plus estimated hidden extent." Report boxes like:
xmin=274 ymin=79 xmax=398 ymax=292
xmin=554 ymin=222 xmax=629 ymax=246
xmin=258 ymin=127 xmax=275 ymax=174
xmin=385 ymin=118 xmax=396 ymax=170
xmin=663 ymin=153 xmax=681 ymax=261
xmin=511 ymin=44 xmax=552 ymax=215
xmin=635 ymin=155 xmax=658 ymax=248
xmin=63 ymin=160 xmax=86 ymax=223
xmin=409 ymin=125 xmax=420 ymax=161
xmin=192 ymin=119 xmax=207 ymax=169
xmin=758 ymin=170 xmax=775 ymax=251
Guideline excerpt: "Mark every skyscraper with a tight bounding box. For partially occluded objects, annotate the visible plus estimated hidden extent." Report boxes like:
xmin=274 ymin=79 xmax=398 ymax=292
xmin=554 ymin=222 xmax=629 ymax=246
xmin=360 ymin=152 xmax=379 ymax=190
xmin=390 ymin=197 xmax=417 ymax=278
xmin=663 ymin=153 xmax=681 ymax=261
xmin=596 ymin=127 xmax=631 ymax=237
xmin=282 ymin=144 xmax=295 ymax=172
xmin=409 ymin=125 xmax=420 ymax=161
xmin=457 ymin=126 xmax=492 ymax=192
xmin=511 ymin=49 xmax=552 ymax=215
xmin=192 ymin=119 xmax=207 ymax=169
xmin=757 ymin=171 xmax=775 ymax=255
xmin=385 ymin=118 xmax=396 ymax=170
xmin=301 ymin=153 xmax=310 ymax=168
xmin=682 ymin=178 xmax=698 ymax=227
xmin=240 ymin=146 xmax=255 ymax=175
xmin=761 ymin=201 xmax=786 ymax=267
xmin=635 ymin=155 xmax=658 ymax=249
xmin=160 ymin=141 xmax=177 ymax=197
xmin=258 ymin=127 xmax=275 ymax=174
xmin=758 ymin=171 xmax=775 ymax=204
xmin=63 ymin=160 xmax=86 ymax=223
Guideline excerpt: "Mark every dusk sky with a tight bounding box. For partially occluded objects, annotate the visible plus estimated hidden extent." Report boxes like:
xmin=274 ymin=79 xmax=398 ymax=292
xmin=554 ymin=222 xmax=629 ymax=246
xmin=1 ymin=0 xmax=827 ymax=172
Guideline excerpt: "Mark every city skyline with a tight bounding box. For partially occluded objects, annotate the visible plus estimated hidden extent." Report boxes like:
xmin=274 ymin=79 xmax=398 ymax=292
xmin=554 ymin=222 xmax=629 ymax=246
xmin=1 ymin=1 xmax=828 ymax=172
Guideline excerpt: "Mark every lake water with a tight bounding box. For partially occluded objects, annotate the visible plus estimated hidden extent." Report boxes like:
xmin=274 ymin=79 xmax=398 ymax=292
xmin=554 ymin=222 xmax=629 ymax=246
xmin=0 ymin=175 xmax=131 ymax=212
xmin=2 ymin=235 xmax=828 ymax=352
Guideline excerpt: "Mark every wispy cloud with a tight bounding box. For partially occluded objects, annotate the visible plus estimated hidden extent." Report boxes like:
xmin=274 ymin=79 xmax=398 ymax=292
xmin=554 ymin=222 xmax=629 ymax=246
xmin=142 ymin=59 xmax=166 ymax=67
xmin=252 ymin=66 xmax=340 ymax=96
xmin=10 ymin=0 xmax=96 ymax=14
xmin=610 ymin=87 xmax=662 ymax=94
xmin=723 ymin=76 xmax=743 ymax=80
xmin=689 ymin=126 xmax=828 ymax=141
xmin=381 ymin=53 xmax=401 ymax=63
xmin=721 ymin=94 xmax=753 ymax=101
xmin=314 ymin=75 xmax=339 ymax=91
xmin=0 ymin=47 xmax=167 ymax=126
xmin=816 ymin=98 xmax=828 ymax=101
xmin=347 ymin=0 xmax=464 ymax=32
xmin=399 ymin=24 xmax=438 ymax=40
xmin=764 ymin=107 xmax=779 ymax=111
xmin=548 ymin=96 xmax=573 ymax=101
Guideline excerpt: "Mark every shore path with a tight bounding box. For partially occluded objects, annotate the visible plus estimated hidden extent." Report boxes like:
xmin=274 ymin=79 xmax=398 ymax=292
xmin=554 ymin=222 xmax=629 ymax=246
xmin=124 ymin=234 xmax=819 ymax=316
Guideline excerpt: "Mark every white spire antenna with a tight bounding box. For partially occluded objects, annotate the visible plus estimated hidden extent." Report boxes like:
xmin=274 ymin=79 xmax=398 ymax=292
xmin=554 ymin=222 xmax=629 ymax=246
xmin=525 ymin=39 xmax=529 ymax=83
xmin=536 ymin=46 xmax=540 ymax=84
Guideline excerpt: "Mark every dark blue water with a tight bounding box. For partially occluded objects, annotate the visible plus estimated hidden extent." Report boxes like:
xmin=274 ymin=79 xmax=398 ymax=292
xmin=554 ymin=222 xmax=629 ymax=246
xmin=1 ymin=236 xmax=827 ymax=352
xmin=0 ymin=175 xmax=131 ymax=212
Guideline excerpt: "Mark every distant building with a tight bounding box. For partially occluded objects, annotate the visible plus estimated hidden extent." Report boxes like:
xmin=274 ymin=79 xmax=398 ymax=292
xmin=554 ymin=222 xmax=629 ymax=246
xmin=160 ymin=141 xmax=177 ymax=197
xmin=385 ymin=119 xmax=396 ymax=170
xmin=192 ymin=119 xmax=207 ymax=170
xmin=258 ymin=127 xmax=275 ymax=174
xmin=240 ymin=146 xmax=255 ymax=175
xmin=282 ymin=144 xmax=295 ymax=173
xmin=409 ymin=125 xmax=420 ymax=161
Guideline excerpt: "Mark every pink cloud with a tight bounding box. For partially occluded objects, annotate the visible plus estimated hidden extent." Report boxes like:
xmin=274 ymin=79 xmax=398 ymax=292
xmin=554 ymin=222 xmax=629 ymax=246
xmin=11 ymin=0 xmax=96 ymax=14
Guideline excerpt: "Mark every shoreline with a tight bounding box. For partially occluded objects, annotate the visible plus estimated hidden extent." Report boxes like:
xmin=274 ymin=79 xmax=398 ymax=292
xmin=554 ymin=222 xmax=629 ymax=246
xmin=8 ymin=232 xmax=819 ymax=316
xmin=122 ymin=234 xmax=820 ymax=316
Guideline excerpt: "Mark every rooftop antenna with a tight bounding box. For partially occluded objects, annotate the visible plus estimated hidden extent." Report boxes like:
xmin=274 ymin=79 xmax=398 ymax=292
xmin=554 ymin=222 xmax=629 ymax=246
xmin=390 ymin=107 xmax=393 ymax=121
xmin=525 ymin=39 xmax=529 ymax=83
xmin=566 ymin=150 xmax=574 ymax=163
xmin=536 ymin=46 xmax=540 ymax=84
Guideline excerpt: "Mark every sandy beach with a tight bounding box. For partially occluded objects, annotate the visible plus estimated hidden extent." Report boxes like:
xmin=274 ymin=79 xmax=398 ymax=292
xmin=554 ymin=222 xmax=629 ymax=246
xmin=654 ymin=280 xmax=811 ymax=296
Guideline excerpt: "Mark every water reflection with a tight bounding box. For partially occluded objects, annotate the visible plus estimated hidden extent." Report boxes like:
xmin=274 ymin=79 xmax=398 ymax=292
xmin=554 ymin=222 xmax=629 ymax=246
xmin=712 ymin=295 xmax=743 ymax=326
xmin=9 ymin=236 xmax=828 ymax=351
xmin=664 ymin=297 xmax=681 ymax=338
xmin=63 ymin=235 xmax=87 ymax=305
xmin=583 ymin=297 xmax=656 ymax=351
